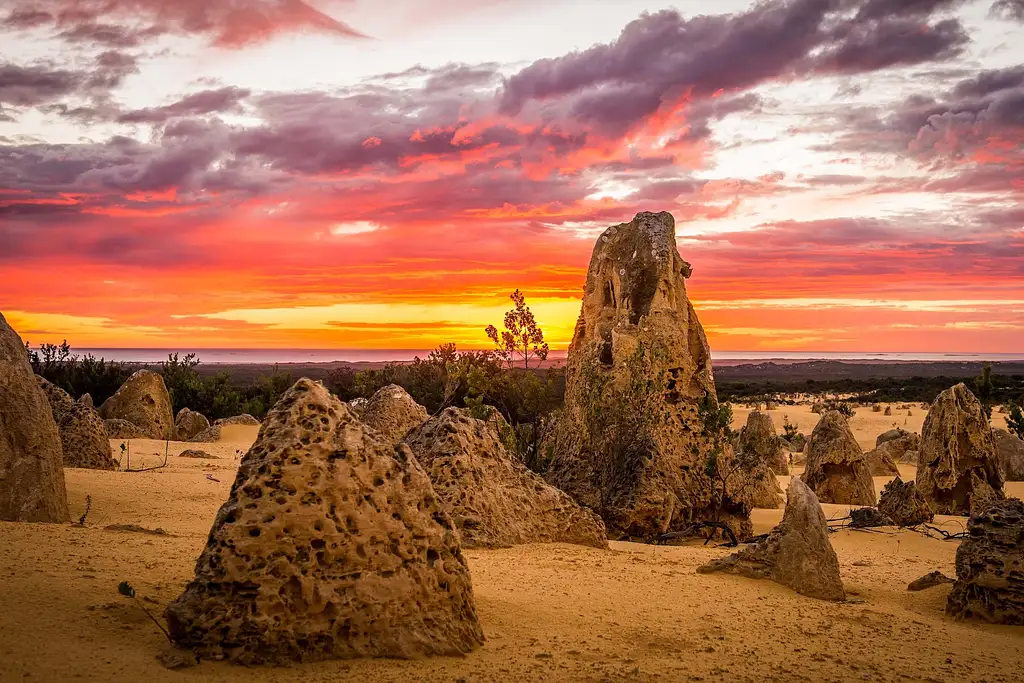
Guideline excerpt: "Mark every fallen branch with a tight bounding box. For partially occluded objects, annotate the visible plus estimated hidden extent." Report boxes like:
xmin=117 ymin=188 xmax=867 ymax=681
xmin=74 ymin=494 xmax=91 ymax=526
xmin=123 ymin=439 xmax=170 ymax=473
xmin=655 ymin=521 xmax=739 ymax=547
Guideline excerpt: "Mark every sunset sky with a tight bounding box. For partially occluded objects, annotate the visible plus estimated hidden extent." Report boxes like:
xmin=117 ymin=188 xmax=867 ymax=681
xmin=2 ymin=0 xmax=1023 ymax=353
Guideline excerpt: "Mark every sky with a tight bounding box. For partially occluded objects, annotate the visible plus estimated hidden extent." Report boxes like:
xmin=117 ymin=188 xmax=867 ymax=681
xmin=1 ymin=0 xmax=1023 ymax=353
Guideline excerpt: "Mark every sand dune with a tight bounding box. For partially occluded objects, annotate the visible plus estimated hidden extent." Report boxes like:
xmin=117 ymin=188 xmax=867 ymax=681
xmin=1 ymin=404 xmax=1022 ymax=682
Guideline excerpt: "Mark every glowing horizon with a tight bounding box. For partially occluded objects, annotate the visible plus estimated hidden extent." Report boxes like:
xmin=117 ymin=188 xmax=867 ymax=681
xmin=2 ymin=1 xmax=1023 ymax=353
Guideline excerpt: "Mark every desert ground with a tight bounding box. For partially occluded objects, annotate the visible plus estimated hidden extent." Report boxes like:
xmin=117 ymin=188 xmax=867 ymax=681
xmin=2 ymin=407 xmax=1023 ymax=683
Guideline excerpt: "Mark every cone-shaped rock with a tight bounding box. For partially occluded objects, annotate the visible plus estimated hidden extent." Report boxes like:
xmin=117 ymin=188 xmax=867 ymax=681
xmin=98 ymin=370 xmax=174 ymax=440
xmin=78 ymin=393 xmax=93 ymax=408
xmin=992 ymin=428 xmax=1024 ymax=481
xmin=877 ymin=477 xmax=933 ymax=527
xmin=0 ymin=313 xmax=70 ymax=522
xmin=946 ymin=498 xmax=1024 ymax=624
xmin=802 ymin=411 xmax=875 ymax=505
xmin=737 ymin=410 xmax=788 ymax=475
xmin=174 ymin=408 xmax=210 ymax=441
xmin=36 ymin=376 xmax=74 ymax=424
xmin=361 ymin=384 xmax=428 ymax=444
xmin=544 ymin=212 xmax=749 ymax=539
xmin=165 ymin=379 xmax=483 ymax=664
xmin=741 ymin=464 xmax=784 ymax=509
xmin=59 ymin=403 xmax=117 ymax=470
xmin=402 ymin=407 xmax=607 ymax=549
xmin=916 ymin=383 xmax=1004 ymax=515
xmin=697 ymin=478 xmax=845 ymax=601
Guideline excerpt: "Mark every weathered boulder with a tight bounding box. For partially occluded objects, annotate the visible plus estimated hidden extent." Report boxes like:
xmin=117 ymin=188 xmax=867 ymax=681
xmin=104 ymin=419 xmax=149 ymax=440
xmin=877 ymin=477 xmax=933 ymax=526
xmin=737 ymin=410 xmax=789 ymax=475
xmin=916 ymin=383 xmax=1004 ymax=516
xmin=946 ymin=498 xmax=1024 ymax=624
xmin=884 ymin=406 xmax=892 ymax=416
xmin=361 ymin=385 xmax=428 ymax=444
xmin=98 ymin=370 xmax=174 ymax=440
xmin=187 ymin=425 xmax=222 ymax=443
xmin=174 ymin=409 xmax=210 ymax=441
xmin=78 ymin=393 xmax=93 ymax=408
xmin=876 ymin=428 xmax=911 ymax=447
xmin=900 ymin=449 xmax=919 ymax=465
xmin=165 ymin=379 xmax=484 ymax=664
xmin=402 ymin=407 xmax=607 ymax=548
xmin=36 ymin=375 xmax=74 ymax=424
xmin=850 ymin=507 xmax=893 ymax=528
xmin=0 ymin=313 xmax=70 ymax=522
xmin=992 ymin=428 xmax=1024 ymax=481
xmin=215 ymin=414 xmax=260 ymax=427
xmin=909 ymin=571 xmax=954 ymax=592
xmin=177 ymin=449 xmax=215 ymax=459
xmin=863 ymin=441 xmax=902 ymax=477
xmin=802 ymin=411 xmax=875 ymax=505
xmin=968 ymin=472 xmax=1003 ymax=517
xmin=544 ymin=212 xmax=749 ymax=540
xmin=58 ymin=403 xmax=117 ymax=470
xmin=697 ymin=478 xmax=845 ymax=601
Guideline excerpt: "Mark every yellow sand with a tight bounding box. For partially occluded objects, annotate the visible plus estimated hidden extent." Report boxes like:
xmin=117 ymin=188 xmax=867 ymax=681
xmin=1 ymin=405 xmax=1023 ymax=682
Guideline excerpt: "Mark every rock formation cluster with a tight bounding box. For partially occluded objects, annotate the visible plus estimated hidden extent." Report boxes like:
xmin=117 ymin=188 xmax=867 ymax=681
xmin=946 ymin=498 xmax=1024 ymax=624
xmin=801 ymin=411 xmax=875 ymax=505
xmin=98 ymin=370 xmax=174 ymax=440
xmin=0 ymin=312 xmax=70 ymax=522
xmin=403 ymin=407 xmax=606 ymax=548
xmin=697 ymin=478 xmax=845 ymax=601
xmin=544 ymin=212 xmax=749 ymax=539
xmin=916 ymin=383 xmax=1004 ymax=515
xmin=165 ymin=379 xmax=483 ymax=663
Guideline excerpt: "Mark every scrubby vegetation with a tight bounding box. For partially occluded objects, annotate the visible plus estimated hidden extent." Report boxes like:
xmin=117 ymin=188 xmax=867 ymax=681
xmin=26 ymin=340 xmax=132 ymax=404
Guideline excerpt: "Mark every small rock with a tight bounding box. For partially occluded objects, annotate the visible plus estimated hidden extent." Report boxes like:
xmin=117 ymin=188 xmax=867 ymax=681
xmin=908 ymin=571 xmax=954 ymax=592
xmin=157 ymin=645 xmax=198 ymax=669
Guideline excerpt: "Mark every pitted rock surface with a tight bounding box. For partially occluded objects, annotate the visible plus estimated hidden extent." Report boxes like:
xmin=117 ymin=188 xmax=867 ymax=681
xmin=992 ymin=428 xmax=1024 ymax=481
xmin=402 ymin=407 xmax=607 ymax=549
xmin=361 ymin=385 xmax=428 ymax=444
xmin=104 ymin=419 xmax=149 ymax=440
xmin=544 ymin=212 xmax=750 ymax=540
xmin=802 ymin=411 xmax=875 ymax=505
xmin=877 ymin=477 xmax=934 ymax=527
xmin=174 ymin=409 xmax=210 ymax=441
xmin=36 ymin=376 xmax=74 ymax=425
xmin=349 ymin=397 xmax=368 ymax=417
xmin=698 ymin=478 xmax=845 ymax=601
xmin=916 ymin=383 xmax=1004 ymax=516
xmin=0 ymin=312 xmax=70 ymax=522
xmin=59 ymin=403 xmax=117 ymax=470
xmin=98 ymin=370 xmax=174 ymax=440
xmin=78 ymin=393 xmax=93 ymax=408
xmin=737 ymin=410 xmax=788 ymax=475
xmin=946 ymin=498 xmax=1024 ymax=624
xmin=164 ymin=378 xmax=483 ymax=664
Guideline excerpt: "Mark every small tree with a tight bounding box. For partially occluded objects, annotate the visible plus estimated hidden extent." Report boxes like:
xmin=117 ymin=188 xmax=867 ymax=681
xmin=1007 ymin=401 xmax=1024 ymax=440
xmin=485 ymin=289 xmax=549 ymax=370
xmin=974 ymin=363 xmax=994 ymax=420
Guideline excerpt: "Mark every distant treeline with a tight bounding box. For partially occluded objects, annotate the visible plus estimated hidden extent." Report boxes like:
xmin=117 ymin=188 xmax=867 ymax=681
xmin=28 ymin=340 xmax=1024 ymax=443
